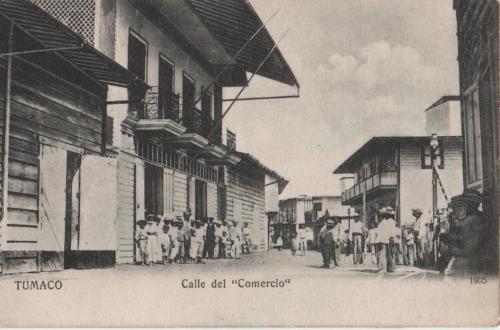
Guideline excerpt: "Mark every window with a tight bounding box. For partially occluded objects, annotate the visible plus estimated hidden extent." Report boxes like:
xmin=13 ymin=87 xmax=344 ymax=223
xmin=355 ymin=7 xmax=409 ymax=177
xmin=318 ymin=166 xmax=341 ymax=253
xmin=144 ymin=164 xmax=163 ymax=216
xmin=464 ymin=87 xmax=483 ymax=185
xmin=128 ymin=31 xmax=147 ymax=80
xmin=158 ymin=55 xmax=175 ymax=119
xmin=421 ymin=143 xmax=444 ymax=169
xmin=201 ymin=87 xmax=213 ymax=119
xmin=182 ymin=74 xmax=196 ymax=126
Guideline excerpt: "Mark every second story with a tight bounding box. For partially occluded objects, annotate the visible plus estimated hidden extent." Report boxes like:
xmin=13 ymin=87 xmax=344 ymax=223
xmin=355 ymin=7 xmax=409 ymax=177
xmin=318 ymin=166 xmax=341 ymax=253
xmin=32 ymin=0 xmax=298 ymax=147
xmin=334 ymin=136 xmax=463 ymax=205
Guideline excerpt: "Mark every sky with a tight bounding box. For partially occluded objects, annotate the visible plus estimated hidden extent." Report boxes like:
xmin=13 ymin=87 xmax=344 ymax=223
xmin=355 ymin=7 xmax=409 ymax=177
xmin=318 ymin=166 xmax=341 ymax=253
xmin=223 ymin=0 xmax=459 ymax=199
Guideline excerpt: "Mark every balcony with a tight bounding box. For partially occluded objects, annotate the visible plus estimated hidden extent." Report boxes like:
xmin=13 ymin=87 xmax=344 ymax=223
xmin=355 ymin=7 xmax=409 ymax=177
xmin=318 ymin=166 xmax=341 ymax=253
xmin=134 ymin=87 xmax=186 ymax=136
xmin=341 ymin=171 xmax=397 ymax=204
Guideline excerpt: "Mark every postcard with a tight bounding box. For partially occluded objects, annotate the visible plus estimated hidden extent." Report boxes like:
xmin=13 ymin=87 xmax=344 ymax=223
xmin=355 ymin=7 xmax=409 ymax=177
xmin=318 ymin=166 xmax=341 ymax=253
xmin=0 ymin=0 xmax=498 ymax=327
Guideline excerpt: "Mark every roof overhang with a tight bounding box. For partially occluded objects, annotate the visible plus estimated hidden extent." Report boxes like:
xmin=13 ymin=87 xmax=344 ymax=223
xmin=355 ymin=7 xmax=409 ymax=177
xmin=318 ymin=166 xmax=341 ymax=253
xmin=135 ymin=119 xmax=186 ymax=137
xmin=333 ymin=136 xmax=463 ymax=174
xmin=187 ymin=0 xmax=299 ymax=87
xmin=0 ymin=0 xmax=148 ymax=90
xmin=133 ymin=0 xmax=236 ymax=67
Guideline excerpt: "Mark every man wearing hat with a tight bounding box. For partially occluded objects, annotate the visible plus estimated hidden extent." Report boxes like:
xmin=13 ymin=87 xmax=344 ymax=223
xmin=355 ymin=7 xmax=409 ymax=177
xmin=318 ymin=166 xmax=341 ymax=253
xmin=350 ymin=217 xmax=365 ymax=265
xmin=135 ymin=220 xmax=148 ymax=265
xmin=242 ymin=222 xmax=251 ymax=254
xmin=375 ymin=207 xmax=397 ymax=273
xmin=213 ymin=220 xmax=223 ymax=258
xmin=204 ymin=217 xmax=216 ymax=259
xmin=182 ymin=210 xmax=192 ymax=261
xmin=319 ymin=218 xmax=337 ymax=268
xmin=446 ymin=190 xmax=489 ymax=275
xmin=228 ymin=220 xmax=242 ymax=259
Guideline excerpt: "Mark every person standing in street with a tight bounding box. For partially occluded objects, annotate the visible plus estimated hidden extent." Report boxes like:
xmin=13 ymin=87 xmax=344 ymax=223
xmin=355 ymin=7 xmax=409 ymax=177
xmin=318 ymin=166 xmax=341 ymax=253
xmin=375 ymin=207 xmax=397 ymax=273
xmin=242 ymin=222 xmax=252 ymax=254
xmin=189 ymin=219 xmax=205 ymax=263
xmin=404 ymin=227 xmax=416 ymax=266
xmin=135 ymin=219 xmax=148 ymax=265
xmin=297 ymin=224 xmax=307 ymax=256
xmin=182 ymin=210 xmax=192 ymax=261
xmin=350 ymin=217 xmax=364 ymax=265
xmin=145 ymin=214 xmax=159 ymax=265
xmin=320 ymin=219 xmax=337 ymax=268
xmin=203 ymin=217 xmax=215 ymax=259
xmin=228 ymin=220 xmax=242 ymax=258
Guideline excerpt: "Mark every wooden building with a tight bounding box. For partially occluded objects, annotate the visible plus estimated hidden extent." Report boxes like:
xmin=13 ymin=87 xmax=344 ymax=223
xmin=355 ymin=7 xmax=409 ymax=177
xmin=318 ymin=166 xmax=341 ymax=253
xmin=0 ymin=0 xmax=144 ymax=274
xmin=33 ymin=0 xmax=298 ymax=263
xmin=223 ymin=151 xmax=287 ymax=252
xmin=334 ymin=136 xmax=463 ymax=228
xmin=453 ymin=0 xmax=499 ymax=272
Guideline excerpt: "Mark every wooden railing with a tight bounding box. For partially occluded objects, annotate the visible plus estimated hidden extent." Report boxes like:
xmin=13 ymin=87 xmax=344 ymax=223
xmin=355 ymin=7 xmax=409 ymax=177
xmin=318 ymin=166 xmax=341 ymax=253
xmin=341 ymin=171 xmax=397 ymax=203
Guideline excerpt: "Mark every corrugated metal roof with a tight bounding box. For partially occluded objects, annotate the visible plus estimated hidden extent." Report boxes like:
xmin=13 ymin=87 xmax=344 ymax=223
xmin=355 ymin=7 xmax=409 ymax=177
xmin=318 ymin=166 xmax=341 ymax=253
xmin=188 ymin=0 xmax=299 ymax=87
xmin=0 ymin=0 xmax=147 ymax=89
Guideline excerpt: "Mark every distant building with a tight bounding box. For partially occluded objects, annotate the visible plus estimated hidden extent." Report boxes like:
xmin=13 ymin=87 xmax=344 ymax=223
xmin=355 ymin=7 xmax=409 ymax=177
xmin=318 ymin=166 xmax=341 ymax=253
xmin=278 ymin=195 xmax=355 ymax=249
xmin=334 ymin=136 xmax=463 ymax=227
xmin=425 ymin=96 xmax=461 ymax=136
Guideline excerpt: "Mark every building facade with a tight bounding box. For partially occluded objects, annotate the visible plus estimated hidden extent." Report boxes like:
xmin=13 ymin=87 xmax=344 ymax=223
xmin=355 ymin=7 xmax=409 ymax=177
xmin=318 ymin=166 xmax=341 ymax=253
xmin=335 ymin=136 xmax=463 ymax=228
xmin=0 ymin=0 xmax=144 ymax=274
xmin=454 ymin=0 xmax=499 ymax=272
xmin=33 ymin=0 xmax=298 ymax=264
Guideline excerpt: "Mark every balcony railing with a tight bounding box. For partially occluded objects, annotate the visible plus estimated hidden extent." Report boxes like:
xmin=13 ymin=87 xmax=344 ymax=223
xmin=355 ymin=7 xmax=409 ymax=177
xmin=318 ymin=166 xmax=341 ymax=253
xmin=341 ymin=171 xmax=397 ymax=204
xmin=183 ymin=107 xmax=221 ymax=144
xmin=138 ymin=86 xmax=181 ymax=122
xmin=227 ymin=129 xmax=236 ymax=151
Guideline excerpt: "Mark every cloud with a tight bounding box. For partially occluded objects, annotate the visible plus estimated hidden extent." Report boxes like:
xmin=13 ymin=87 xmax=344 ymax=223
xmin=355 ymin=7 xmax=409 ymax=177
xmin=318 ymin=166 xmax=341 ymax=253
xmin=318 ymin=41 xmax=448 ymax=97
xmin=225 ymin=1 xmax=459 ymax=198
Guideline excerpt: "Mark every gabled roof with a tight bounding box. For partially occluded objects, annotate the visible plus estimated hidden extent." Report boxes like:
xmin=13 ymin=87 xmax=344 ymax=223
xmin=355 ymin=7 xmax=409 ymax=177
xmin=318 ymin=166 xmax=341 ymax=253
xmin=333 ymin=136 xmax=463 ymax=174
xmin=0 ymin=0 xmax=147 ymax=89
xmin=187 ymin=0 xmax=299 ymax=87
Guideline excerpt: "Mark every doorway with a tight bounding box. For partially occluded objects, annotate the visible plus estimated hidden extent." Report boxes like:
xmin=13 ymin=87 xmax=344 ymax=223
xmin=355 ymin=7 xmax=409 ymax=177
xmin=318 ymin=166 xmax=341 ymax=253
xmin=64 ymin=151 xmax=81 ymax=268
xmin=144 ymin=163 xmax=164 ymax=216
xmin=195 ymin=179 xmax=207 ymax=220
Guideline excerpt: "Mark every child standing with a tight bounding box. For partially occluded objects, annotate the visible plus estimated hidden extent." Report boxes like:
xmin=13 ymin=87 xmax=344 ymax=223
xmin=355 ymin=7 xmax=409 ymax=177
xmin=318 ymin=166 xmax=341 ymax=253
xmin=135 ymin=220 xmax=148 ymax=265
xmin=159 ymin=221 xmax=172 ymax=264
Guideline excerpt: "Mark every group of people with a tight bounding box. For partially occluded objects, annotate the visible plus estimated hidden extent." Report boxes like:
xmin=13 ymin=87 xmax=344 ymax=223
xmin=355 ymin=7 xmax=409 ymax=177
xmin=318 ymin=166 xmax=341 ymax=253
xmin=318 ymin=213 xmax=369 ymax=269
xmin=319 ymin=207 xmax=399 ymax=272
xmin=135 ymin=210 xmax=253 ymax=265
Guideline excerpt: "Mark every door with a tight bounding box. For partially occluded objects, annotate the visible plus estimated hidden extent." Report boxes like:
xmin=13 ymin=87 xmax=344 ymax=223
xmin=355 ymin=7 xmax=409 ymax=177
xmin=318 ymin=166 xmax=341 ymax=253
xmin=159 ymin=56 xmax=174 ymax=119
xmin=64 ymin=152 xmax=81 ymax=268
xmin=39 ymin=144 xmax=67 ymax=271
xmin=182 ymin=74 xmax=195 ymax=127
xmin=144 ymin=163 xmax=163 ymax=216
xmin=195 ymin=179 xmax=207 ymax=220
xmin=79 ymin=155 xmax=117 ymax=257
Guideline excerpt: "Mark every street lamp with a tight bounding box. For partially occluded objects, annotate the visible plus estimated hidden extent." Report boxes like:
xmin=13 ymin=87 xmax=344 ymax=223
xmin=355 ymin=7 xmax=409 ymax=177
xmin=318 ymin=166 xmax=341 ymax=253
xmin=430 ymin=133 xmax=439 ymax=217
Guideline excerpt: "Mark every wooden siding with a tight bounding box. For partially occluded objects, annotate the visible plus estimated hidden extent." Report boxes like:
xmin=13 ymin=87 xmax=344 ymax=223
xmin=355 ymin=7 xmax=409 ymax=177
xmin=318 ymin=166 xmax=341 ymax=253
xmin=399 ymin=141 xmax=463 ymax=225
xmin=116 ymin=152 xmax=136 ymax=264
xmin=0 ymin=56 xmax=105 ymax=274
xmin=455 ymin=0 xmax=499 ymax=271
xmin=173 ymin=171 xmax=188 ymax=214
xmin=225 ymin=167 xmax=266 ymax=251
